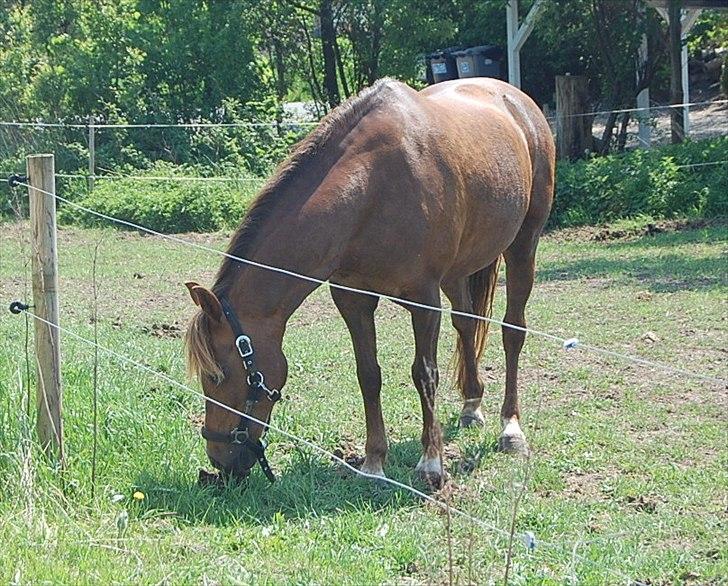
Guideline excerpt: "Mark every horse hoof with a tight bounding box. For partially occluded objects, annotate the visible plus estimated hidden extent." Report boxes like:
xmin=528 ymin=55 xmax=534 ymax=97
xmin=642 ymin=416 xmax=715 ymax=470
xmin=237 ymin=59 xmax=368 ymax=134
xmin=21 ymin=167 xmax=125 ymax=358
xmin=498 ymin=433 xmax=530 ymax=457
xmin=415 ymin=456 xmax=447 ymax=489
xmin=417 ymin=468 xmax=446 ymax=489
xmin=360 ymin=460 xmax=386 ymax=479
xmin=459 ymin=413 xmax=485 ymax=428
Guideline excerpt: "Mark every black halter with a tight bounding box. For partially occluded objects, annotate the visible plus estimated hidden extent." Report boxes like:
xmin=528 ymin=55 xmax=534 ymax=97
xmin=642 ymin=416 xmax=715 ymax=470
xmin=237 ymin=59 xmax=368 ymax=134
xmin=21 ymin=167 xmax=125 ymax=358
xmin=200 ymin=296 xmax=281 ymax=483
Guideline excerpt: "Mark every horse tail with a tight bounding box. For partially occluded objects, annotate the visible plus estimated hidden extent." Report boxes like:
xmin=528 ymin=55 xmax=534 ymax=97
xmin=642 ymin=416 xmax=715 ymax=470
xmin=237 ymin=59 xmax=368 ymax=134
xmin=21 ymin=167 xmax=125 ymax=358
xmin=455 ymin=257 xmax=501 ymax=391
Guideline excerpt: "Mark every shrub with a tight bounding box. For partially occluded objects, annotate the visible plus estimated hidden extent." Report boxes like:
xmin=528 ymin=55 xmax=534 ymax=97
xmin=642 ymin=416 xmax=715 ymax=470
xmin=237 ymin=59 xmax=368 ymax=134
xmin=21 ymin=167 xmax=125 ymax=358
xmin=60 ymin=162 xmax=263 ymax=233
xmin=550 ymin=136 xmax=728 ymax=228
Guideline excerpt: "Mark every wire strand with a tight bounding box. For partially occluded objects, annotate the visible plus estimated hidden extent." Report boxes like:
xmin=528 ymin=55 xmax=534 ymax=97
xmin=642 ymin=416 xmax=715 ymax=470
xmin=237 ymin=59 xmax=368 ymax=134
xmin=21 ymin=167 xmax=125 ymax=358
xmin=14 ymin=180 xmax=726 ymax=386
xmin=52 ymin=159 xmax=727 ymax=184
xmin=56 ymin=173 xmax=265 ymax=183
xmin=0 ymin=120 xmax=319 ymax=129
xmin=1 ymin=98 xmax=725 ymax=129
xmin=14 ymin=308 xmax=637 ymax=584
xmin=17 ymin=308 xmax=510 ymax=535
xmin=544 ymin=98 xmax=727 ymax=122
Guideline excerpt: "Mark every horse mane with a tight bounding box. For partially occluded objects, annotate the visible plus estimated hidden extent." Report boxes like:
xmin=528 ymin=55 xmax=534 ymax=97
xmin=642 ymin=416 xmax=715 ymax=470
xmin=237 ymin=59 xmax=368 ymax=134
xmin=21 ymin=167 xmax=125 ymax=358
xmin=185 ymin=78 xmax=398 ymax=381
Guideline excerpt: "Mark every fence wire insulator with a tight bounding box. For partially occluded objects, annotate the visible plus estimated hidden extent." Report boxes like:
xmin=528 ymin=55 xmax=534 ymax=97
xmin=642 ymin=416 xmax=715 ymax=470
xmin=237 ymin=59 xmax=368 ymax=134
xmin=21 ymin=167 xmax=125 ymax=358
xmin=9 ymin=300 xmax=30 ymax=314
xmin=7 ymin=174 xmax=28 ymax=188
xmin=522 ymin=531 xmax=537 ymax=551
xmin=563 ymin=337 xmax=580 ymax=350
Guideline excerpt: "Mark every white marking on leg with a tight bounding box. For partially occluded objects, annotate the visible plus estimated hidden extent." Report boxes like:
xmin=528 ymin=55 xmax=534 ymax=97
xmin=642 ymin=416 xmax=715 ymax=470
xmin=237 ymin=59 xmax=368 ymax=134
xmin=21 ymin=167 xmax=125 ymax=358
xmin=415 ymin=454 xmax=443 ymax=475
xmin=501 ymin=417 xmax=524 ymax=438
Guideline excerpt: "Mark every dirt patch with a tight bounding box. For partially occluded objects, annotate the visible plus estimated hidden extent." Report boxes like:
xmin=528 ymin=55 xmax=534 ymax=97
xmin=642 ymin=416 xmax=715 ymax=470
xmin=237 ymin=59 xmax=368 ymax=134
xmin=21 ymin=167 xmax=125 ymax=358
xmin=561 ymin=470 xmax=611 ymax=502
xmin=545 ymin=218 xmax=727 ymax=244
xmin=141 ymin=321 xmax=184 ymax=339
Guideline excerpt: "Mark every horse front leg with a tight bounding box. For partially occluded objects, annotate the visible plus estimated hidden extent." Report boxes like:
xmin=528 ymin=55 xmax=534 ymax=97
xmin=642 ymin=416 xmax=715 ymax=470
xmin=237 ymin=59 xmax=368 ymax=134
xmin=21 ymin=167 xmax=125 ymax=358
xmin=331 ymin=288 xmax=387 ymax=477
xmin=408 ymin=291 xmax=445 ymax=487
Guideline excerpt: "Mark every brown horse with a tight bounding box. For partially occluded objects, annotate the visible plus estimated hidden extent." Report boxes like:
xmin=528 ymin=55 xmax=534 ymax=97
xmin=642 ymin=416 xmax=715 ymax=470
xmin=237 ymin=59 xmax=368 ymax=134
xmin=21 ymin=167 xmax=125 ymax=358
xmin=185 ymin=77 xmax=555 ymax=485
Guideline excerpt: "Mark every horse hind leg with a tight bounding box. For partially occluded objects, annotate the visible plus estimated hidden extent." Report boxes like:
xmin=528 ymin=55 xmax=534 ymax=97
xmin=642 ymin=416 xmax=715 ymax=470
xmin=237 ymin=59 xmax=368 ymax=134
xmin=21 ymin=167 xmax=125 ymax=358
xmin=442 ymin=278 xmax=487 ymax=428
xmin=331 ymin=288 xmax=387 ymax=477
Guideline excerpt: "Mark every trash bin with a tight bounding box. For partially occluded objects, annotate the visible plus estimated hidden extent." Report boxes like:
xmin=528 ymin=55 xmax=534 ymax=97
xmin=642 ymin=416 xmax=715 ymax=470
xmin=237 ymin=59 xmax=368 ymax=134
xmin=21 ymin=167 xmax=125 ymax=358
xmin=453 ymin=45 xmax=504 ymax=79
xmin=427 ymin=47 xmax=461 ymax=84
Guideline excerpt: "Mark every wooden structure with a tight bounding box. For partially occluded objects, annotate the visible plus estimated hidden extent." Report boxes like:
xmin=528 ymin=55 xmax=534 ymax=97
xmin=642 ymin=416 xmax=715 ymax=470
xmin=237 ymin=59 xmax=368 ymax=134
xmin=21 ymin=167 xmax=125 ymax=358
xmin=505 ymin=0 xmax=546 ymax=89
xmin=640 ymin=1 xmax=713 ymax=145
xmin=27 ymin=154 xmax=64 ymax=462
xmin=555 ymin=75 xmax=592 ymax=160
xmin=505 ymin=0 xmax=727 ymax=147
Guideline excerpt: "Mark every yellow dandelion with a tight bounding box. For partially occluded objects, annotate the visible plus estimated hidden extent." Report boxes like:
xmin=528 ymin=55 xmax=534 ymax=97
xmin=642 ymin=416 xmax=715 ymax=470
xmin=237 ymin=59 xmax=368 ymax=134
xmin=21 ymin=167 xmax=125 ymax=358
xmin=133 ymin=491 xmax=145 ymax=501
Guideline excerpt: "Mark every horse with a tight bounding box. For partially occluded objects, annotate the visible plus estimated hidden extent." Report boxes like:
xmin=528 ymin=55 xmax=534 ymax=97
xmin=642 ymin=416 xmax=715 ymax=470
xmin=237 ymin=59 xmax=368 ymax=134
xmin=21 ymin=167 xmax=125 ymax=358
xmin=185 ymin=77 xmax=555 ymax=486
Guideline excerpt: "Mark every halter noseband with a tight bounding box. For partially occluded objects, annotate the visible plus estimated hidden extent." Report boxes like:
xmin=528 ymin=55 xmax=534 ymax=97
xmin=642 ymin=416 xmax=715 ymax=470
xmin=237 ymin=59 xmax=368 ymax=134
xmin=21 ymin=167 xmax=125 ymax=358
xmin=200 ymin=296 xmax=281 ymax=483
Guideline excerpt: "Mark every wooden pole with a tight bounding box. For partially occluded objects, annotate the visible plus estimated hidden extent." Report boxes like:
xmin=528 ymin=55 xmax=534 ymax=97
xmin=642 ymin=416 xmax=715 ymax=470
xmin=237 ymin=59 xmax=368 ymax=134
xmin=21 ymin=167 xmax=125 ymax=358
xmin=27 ymin=153 xmax=64 ymax=462
xmin=555 ymin=75 xmax=592 ymax=161
xmin=668 ymin=0 xmax=685 ymax=143
xmin=636 ymin=32 xmax=651 ymax=149
xmin=88 ymin=116 xmax=95 ymax=192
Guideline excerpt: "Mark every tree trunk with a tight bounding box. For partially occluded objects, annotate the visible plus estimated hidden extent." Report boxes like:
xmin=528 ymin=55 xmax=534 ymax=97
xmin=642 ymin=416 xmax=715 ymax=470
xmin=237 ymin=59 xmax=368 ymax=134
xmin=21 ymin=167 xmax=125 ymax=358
xmin=616 ymin=112 xmax=631 ymax=152
xmin=668 ymin=0 xmax=684 ymax=143
xmin=319 ymin=0 xmax=340 ymax=108
xmin=272 ymin=37 xmax=287 ymax=134
xmin=334 ymin=38 xmax=351 ymax=99
xmin=301 ymin=20 xmax=326 ymax=113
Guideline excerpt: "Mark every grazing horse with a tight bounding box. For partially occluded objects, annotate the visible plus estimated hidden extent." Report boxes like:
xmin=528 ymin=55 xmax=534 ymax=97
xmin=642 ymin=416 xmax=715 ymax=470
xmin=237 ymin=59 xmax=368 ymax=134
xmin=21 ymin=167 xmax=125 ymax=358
xmin=185 ymin=77 xmax=555 ymax=485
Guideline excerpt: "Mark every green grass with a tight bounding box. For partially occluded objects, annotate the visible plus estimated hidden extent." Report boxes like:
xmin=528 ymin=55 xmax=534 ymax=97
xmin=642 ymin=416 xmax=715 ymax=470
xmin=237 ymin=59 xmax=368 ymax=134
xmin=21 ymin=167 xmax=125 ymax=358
xmin=0 ymin=219 xmax=726 ymax=584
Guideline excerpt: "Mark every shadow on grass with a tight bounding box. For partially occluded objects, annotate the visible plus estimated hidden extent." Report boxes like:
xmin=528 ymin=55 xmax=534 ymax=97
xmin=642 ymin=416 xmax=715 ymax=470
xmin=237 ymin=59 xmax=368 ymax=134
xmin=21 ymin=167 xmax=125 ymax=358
xmin=540 ymin=227 xmax=727 ymax=293
xmin=134 ymin=429 xmax=500 ymax=527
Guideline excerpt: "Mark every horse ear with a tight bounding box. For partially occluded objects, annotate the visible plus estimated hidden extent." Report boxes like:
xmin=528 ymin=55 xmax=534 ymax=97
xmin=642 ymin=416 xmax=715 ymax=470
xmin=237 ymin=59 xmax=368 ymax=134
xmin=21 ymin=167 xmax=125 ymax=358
xmin=185 ymin=281 xmax=201 ymax=304
xmin=185 ymin=282 xmax=222 ymax=321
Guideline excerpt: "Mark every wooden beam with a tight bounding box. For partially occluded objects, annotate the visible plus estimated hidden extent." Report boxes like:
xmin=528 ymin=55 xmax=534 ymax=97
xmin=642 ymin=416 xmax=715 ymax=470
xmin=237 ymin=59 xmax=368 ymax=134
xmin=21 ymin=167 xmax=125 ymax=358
xmin=647 ymin=0 xmax=726 ymax=9
xmin=655 ymin=6 xmax=703 ymax=138
xmin=27 ymin=153 xmax=65 ymax=463
xmin=637 ymin=32 xmax=651 ymax=148
xmin=506 ymin=0 xmax=547 ymax=88
xmin=514 ymin=0 xmax=547 ymax=51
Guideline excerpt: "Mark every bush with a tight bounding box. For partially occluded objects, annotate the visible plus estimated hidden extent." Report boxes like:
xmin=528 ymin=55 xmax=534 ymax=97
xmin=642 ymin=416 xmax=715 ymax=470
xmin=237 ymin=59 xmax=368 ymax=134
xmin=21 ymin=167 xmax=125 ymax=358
xmin=61 ymin=162 xmax=262 ymax=233
xmin=550 ymin=136 xmax=728 ymax=228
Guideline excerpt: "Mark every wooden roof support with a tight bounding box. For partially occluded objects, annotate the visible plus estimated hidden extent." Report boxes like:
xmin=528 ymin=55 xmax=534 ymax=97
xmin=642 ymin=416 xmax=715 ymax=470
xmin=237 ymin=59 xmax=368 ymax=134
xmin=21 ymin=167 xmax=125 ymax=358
xmin=506 ymin=0 xmax=546 ymax=88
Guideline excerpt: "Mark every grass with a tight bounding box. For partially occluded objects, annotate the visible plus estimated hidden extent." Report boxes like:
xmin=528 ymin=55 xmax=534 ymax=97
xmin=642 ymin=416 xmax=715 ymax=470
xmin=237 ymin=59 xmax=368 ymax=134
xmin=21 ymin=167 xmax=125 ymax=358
xmin=0 ymin=217 xmax=726 ymax=584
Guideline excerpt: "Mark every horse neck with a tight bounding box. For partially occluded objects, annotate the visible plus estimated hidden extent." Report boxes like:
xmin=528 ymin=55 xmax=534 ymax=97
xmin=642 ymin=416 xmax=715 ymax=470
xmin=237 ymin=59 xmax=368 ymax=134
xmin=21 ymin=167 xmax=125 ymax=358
xmin=223 ymin=165 xmax=361 ymax=325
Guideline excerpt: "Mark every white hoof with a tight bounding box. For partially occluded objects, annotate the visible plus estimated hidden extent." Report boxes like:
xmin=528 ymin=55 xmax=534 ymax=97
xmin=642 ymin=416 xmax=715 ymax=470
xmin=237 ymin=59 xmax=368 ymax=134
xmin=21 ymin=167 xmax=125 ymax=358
xmin=460 ymin=399 xmax=485 ymax=428
xmin=360 ymin=459 xmax=386 ymax=479
xmin=415 ymin=454 xmax=446 ymax=488
xmin=498 ymin=419 xmax=530 ymax=456
xmin=460 ymin=407 xmax=485 ymax=428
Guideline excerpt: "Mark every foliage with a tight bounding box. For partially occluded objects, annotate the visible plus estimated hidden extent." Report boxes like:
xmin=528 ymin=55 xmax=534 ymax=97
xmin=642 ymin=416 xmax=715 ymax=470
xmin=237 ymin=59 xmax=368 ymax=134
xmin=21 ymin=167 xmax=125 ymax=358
xmin=60 ymin=162 xmax=262 ymax=233
xmin=551 ymin=136 xmax=728 ymax=228
xmin=687 ymin=10 xmax=728 ymax=55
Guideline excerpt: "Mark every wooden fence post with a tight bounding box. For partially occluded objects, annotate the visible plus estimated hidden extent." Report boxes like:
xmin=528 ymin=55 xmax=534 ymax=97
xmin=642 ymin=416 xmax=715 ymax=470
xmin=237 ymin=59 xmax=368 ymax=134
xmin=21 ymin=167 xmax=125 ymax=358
xmin=27 ymin=153 xmax=64 ymax=462
xmin=555 ymin=74 xmax=592 ymax=161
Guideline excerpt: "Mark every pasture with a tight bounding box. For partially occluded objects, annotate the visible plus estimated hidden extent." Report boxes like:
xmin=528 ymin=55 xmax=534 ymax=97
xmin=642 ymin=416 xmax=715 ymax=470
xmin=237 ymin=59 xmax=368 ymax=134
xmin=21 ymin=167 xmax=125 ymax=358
xmin=0 ymin=218 xmax=726 ymax=584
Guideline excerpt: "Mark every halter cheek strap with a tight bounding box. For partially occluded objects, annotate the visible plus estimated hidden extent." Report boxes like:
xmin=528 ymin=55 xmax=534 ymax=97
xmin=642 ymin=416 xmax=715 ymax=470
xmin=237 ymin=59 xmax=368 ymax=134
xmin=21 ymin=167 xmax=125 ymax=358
xmin=200 ymin=296 xmax=281 ymax=483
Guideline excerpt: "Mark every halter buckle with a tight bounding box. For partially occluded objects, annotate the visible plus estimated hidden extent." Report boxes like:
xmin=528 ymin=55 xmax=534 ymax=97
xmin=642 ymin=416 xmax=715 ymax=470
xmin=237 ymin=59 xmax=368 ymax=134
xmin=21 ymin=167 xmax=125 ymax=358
xmin=235 ymin=335 xmax=254 ymax=358
xmin=230 ymin=427 xmax=249 ymax=445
